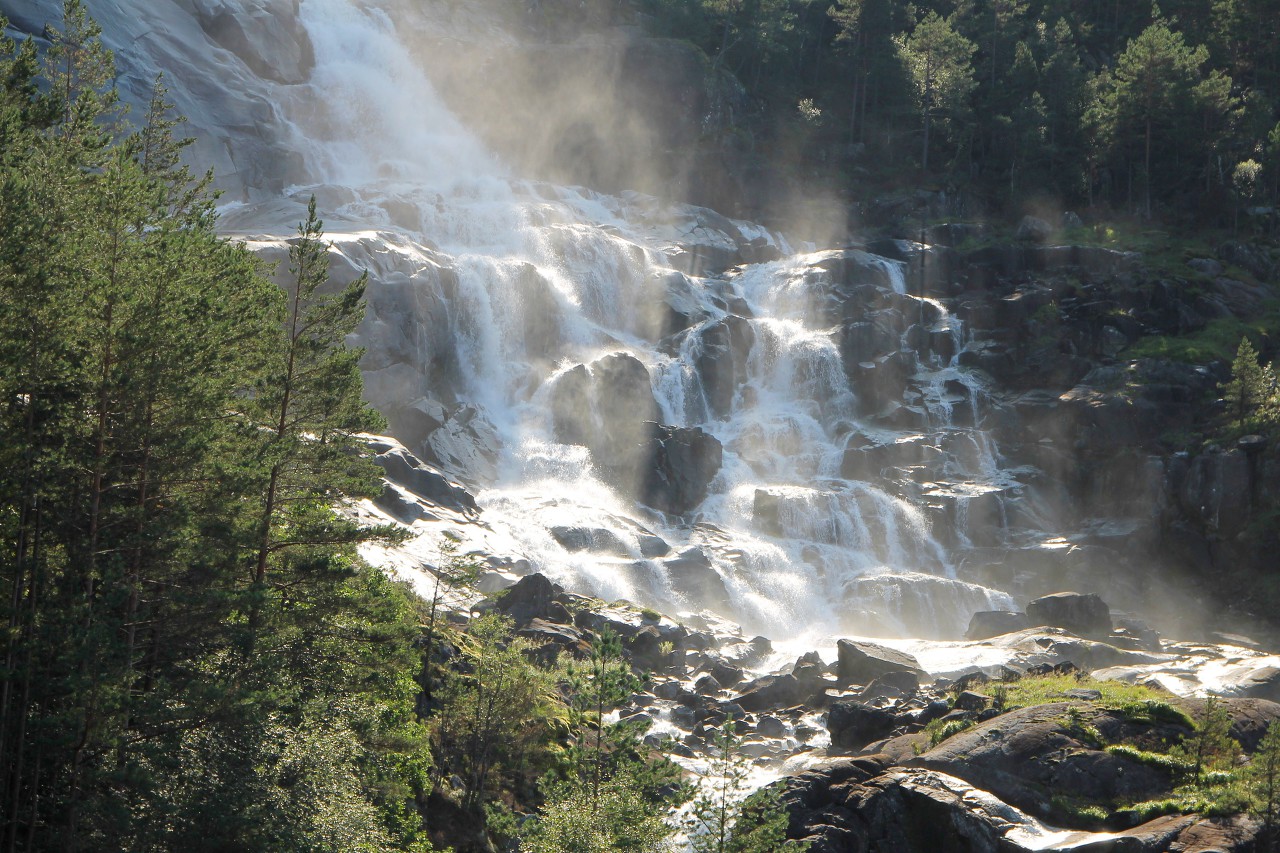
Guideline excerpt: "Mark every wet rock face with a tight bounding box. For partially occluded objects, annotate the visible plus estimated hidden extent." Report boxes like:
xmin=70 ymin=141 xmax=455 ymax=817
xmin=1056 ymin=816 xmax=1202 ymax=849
xmin=694 ymin=315 xmax=755 ymax=420
xmin=194 ymin=0 xmax=315 ymax=84
xmin=550 ymin=352 xmax=659 ymax=464
xmin=548 ymin=354 xmax=723 ymax=515
xmin=639 ymin=424 xmax=723 ymax=515
xmin=371 ymin=440 xmax=479 ymax=518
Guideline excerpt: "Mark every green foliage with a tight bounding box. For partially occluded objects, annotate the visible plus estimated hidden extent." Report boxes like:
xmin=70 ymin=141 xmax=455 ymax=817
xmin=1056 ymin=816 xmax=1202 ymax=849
xmin=523 ymin=776 xmax=674 ymax=853
xmin=685 ymin=720 xmax=807 ymax=853
xmin=997 ymin=673 xmax=1175 ymax=712
xmin=1107 ymin=744 xmax=1198 ymax=776
xmin=898 ymin=10 xmax=977 ymax=171
xmin=1221 ymin=336 xmax=1279 ymax=433
xmin=1249 ymin=722 xmax=1280 ymax=850
xmin=1049 ymin=795 xmax=1110 ymax=826
xmin=1117 ymin=700 xmax=1196 ymax=729
xmin=625 ymin=0 xmax=1280 ymax=223
xmin=926 ymin=717 xmax=975 ymax=746
xmin=0 ymin=6 xmax=428 ymax=848
xmin=1123 ymin=313 xmax=1280 ymax=364
xmin=1169 ymin=696 xmax=1242 ymax=783
xmin=432 ymin=613 xmax=565 ymax=812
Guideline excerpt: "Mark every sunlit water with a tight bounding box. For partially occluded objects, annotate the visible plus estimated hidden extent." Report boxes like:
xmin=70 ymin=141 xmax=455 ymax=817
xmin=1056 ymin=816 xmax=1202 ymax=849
xmin=230 ymin=0 xmax=1033 ymax=646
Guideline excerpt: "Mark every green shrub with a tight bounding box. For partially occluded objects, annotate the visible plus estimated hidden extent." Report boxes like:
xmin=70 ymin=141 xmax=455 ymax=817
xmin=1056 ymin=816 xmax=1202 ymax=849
xmin=926 ymin=718 xmax=975 ymax=746
xmin=1127 ymin=798 xmax=1184 ymax=821
xmin=1106 ymin=744 xmax=1196 ymax=776
xmin=1117 ymin=700 xmax=1195 ymax=729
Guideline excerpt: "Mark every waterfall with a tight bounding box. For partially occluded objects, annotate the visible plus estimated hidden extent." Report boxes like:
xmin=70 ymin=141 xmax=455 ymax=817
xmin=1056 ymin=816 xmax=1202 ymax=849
xmin=110 ymin=0 xmax=1032 ymax=640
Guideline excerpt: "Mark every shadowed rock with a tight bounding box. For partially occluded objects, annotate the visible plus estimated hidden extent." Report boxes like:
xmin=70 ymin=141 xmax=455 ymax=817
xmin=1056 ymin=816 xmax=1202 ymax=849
xmin=1025 ymin=592 xmax=1112 ymax=639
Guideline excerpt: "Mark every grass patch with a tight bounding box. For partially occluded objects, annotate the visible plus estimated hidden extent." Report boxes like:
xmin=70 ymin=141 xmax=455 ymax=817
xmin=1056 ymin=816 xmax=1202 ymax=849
xmin=1106 ymin=744 xmax=1196 ymax=776
xmin=1116 ymin=700 xmax=1195 ymax=729
xmin=1125 ymin=798 xmax=1183 ymax=822
xmin=996 ymin=673 xmax=1172 ymax=712
xmin=925 ymin=717 xmax=975 ymax=746
xmin=1050 ymin=795 xmax=1110 ymax=826
xmin=1128 ymin=774 xmax=1254 ymax=820
xmin=1122 ymin=299 xmax=1280 ymax=364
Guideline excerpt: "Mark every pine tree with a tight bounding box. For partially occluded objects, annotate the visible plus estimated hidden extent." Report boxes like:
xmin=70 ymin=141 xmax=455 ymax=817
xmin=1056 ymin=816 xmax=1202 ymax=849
xmin=686 ymin=719 xmax=807 ymax=853
xmin=1222 ymin=337 xmax=1275 ymax=433
xmin=244 ymin=196 xmax=392 ymax=655
xmin=1252 ymin=722 xmax=1280 ymax=853
xmin=1092 ymin=9 xmax=1238 ymax=216
xmin=899 ymin=11 xmax=977 ymax=172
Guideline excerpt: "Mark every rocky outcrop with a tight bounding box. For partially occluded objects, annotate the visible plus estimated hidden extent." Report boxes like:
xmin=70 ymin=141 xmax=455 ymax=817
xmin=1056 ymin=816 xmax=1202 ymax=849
xmin=694 ymin=315 xmax=755 ymax=419
xmin=193 ymin=0 xmax=314 ymax=84
xmin=639 ymin=424 xmax=723 ymax=515
xmin=777 ymin=758 xmax=1261 ymax=853
xmin=370 ymin=437 xmax=479 ymax=518
xmin=549 ymin=354 xmax=722 ymax=515
xmin=911 ymin=702 xmax=1175 ymax=821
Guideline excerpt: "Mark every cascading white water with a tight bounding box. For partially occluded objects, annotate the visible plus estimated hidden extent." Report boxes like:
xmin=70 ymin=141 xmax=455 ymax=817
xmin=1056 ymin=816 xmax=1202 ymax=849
xmin=227 ymin=0 xmax=1025 ymax=638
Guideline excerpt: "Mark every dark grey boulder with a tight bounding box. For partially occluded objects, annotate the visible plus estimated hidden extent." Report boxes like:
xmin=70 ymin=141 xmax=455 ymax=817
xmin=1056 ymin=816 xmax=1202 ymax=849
xmin=1025 ymin=592 xmax=1112 ymax=638
xmin=549 ymin=525 xmax=631 ymax=556
xmin=493 ymin=573 xmax=561 ymax=626
xmin=733 ymin=674 xmax=803 ymax=712
xmin=836 ymin=639 xmax=924 ymax=685
xmin=827 ymin=701 xmax=899 ymax=749
xmin=1016 ymin=215 xmax=1054 ymax=242
xmin=664 ymin=547 xmax=731 ymax=612
xmin=640 ymin=423 xmax=723 ymax=515
xmin=966 ymin=610 xmax=1030 ymax=640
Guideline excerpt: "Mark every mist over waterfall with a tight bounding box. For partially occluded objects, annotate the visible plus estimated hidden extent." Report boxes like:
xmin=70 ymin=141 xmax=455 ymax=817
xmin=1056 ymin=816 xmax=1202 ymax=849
xmin=14 ymin=0 xmax=1162 ymax=645
xmin=212 ymin=0 xmax=1025 ymax=641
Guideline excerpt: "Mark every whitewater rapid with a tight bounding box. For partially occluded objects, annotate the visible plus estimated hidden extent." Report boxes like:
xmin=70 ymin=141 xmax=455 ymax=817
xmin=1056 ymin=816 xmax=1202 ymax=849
xmin=218 ymin=0 xmax=1029 ymax=641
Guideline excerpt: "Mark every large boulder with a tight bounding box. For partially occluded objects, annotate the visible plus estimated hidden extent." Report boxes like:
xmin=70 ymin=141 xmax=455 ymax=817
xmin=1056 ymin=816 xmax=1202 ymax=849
xmin=836 ymin=640 xmax=924 ymax=685
xmin=640 ymin=424 xmax=723 ymax=515
xmin=733 ymin=674 xmax=805 ymax=712
xmin=827 ymin=701 xmax=900 ymax=749
xmin=663 ymin=547 xmax=731 ymax=612
xmin=492 ymin=573 xmax=562 ymax=627
xmin=1015 ymin=215 xmax=1054 ymax=243
xmin=775 ymin=758 xmax=1260 ymax=853
xmin=1024 ymin=592 xmax=1112 ymax=639
xmin=550 ymin=352 xmax=660 ymax=467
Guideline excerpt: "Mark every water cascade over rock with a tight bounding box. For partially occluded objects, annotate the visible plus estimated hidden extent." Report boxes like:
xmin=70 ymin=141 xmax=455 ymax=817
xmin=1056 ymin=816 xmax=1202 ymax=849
xmin=9 ymin=0 xmax=1269 ymax=682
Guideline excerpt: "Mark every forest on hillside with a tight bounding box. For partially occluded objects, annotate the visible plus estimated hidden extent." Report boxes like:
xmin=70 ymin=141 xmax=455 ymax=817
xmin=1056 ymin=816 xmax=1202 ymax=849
xmin=519 ymin=0 xmax=1279 ymax=228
